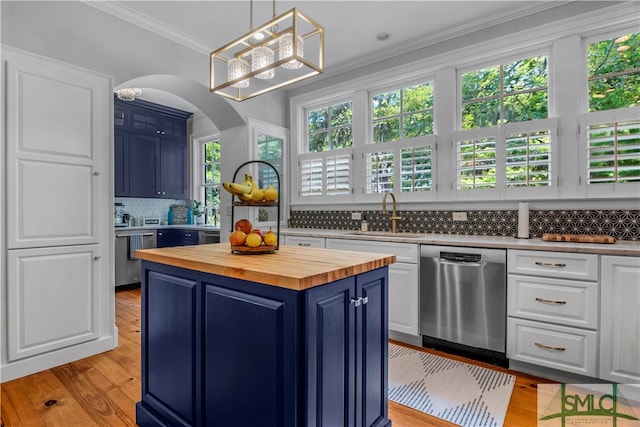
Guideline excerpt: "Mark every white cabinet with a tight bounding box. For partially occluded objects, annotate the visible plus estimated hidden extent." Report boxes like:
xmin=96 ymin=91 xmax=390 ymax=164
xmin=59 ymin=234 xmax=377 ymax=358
xmin=2 ymin=48 xmax=115 ymax=382
xmin=326 ymin=238 xmax=419 ymax=336
xmin=284 ymin=235 xmax=325 ymax=248
xmin=507 ymin=250 xmax=599 ymax=377
xmin=7 ymin=245 xmax=101 ymax=361
xmin=599 ymin=255 xmax=640 ymax=384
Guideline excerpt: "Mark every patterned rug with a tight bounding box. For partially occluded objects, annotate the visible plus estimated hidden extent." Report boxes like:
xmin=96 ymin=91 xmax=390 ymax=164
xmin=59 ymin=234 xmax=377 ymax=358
xmin=388 ymin=343 xmax=515 ymax=427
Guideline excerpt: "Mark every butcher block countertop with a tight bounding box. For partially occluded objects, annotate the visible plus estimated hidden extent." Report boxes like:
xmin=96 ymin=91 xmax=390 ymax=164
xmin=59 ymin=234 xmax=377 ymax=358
xmin=135 ymin=243 xmax=396 ymax=291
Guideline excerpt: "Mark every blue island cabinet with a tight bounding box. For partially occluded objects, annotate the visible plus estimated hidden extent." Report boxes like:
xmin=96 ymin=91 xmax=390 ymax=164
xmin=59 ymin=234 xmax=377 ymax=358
xmin=135 ymin=261 xmax=391 ymax=427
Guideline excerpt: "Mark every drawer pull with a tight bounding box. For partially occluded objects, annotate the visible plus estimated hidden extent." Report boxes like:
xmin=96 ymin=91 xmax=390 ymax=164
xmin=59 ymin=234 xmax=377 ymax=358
xmin=535 ymin=297 xmax=567 ymax=305
xmin=298 ymin=243 xmax=311 ymax=246
xmin=535 ymin=261 xmax=567 ymax=268
xmin=535 ymin=342 xmax=566 ymax=351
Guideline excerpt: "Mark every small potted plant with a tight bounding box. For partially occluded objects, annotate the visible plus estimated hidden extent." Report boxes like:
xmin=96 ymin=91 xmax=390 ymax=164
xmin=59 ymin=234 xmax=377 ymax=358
xmin=192 ymin=200 xmax=205 ymax=224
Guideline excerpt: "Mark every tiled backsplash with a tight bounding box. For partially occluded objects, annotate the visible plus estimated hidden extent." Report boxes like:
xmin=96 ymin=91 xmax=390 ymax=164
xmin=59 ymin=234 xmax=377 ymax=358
xmin=288 ymin=209 xmax=640 ymax=241
xmin=115 ymin=197 xmax=186 ymax=223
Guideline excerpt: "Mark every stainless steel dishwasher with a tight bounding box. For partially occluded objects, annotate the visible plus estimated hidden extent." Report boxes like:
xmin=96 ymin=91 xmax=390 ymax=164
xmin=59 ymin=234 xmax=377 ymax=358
xmin=115 ymin=230 xmax=156 ymax=288
xmin=420 ymin=245 xmax=507 ymax=365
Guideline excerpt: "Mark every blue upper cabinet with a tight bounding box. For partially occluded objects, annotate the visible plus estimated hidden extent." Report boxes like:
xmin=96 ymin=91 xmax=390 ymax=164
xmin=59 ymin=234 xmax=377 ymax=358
xmin=114 ymin=96 xmax=192 ymax=199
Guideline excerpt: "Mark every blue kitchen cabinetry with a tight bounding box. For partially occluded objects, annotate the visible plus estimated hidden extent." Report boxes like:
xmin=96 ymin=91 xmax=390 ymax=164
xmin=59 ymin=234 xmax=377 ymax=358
xmin=135 ymin=261 xmax=391 ymax=427
xmin=156 ymin=229 xmax=199 ymax=247
xmin=114 ymin=96 xmax=191 ymax=199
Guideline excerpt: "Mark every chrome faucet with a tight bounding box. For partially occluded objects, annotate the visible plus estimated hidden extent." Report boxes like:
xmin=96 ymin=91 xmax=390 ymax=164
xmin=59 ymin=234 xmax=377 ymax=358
xmin=382 ymin=192 xmax=402 ymax=233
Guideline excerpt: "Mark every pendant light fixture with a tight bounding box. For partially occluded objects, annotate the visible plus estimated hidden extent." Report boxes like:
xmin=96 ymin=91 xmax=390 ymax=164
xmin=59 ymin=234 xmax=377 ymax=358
xmin=210 ymin=0 xmax=324 ymax=101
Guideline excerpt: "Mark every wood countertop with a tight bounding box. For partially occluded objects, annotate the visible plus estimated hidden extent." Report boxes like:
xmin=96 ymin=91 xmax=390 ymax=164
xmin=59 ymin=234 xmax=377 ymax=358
xmin=135 ymin=243 xmax=396 ymax=291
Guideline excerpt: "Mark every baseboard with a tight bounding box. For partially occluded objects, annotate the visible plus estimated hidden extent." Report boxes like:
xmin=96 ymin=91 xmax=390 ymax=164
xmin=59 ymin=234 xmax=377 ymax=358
xmin=0 ymin=334 xmax=117 ymax=383
xmin=508 ymin=359 xmax=603 ymax=384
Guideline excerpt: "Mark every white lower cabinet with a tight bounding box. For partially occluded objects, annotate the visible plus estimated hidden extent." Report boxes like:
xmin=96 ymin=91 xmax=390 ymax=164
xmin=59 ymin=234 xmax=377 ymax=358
xmin=507 ymin=250 xmax=599 ymax=377
xmin=326 ymin=238 xmax=419 ymax=335
xmin=599 ymin=255 xmax=640 ymax=384
xmin=7 ymin=245 xmax=101 ymax=361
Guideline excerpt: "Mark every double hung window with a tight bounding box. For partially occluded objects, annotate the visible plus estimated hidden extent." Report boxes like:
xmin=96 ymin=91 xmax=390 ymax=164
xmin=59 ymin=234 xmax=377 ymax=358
xmin=300 ymin=101 xmax=353 ymax=197
xmin=195 ymin=136 xmax=221 ymax=225
xmin=366 ymin=82 xmax=435 ymax=195
xmin=583 ymin=30 xmax=640 ymax=190
xmin=456 ymin=53 xmax=555 ymax=195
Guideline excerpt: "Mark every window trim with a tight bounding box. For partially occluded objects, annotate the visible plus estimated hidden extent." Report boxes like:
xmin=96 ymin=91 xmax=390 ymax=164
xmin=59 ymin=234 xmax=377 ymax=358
xmin=192 ymin=134 xmax=221 ymax=225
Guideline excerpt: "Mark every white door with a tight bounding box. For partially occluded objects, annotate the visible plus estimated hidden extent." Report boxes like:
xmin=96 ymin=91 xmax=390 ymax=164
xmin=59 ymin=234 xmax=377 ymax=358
xmin=4 ymin=49 xmax=109 ymax=249
xmin=599 ymin=255 xmax=640 ymax=383
xmin=7 ymin=245 xmax=101 ymax=361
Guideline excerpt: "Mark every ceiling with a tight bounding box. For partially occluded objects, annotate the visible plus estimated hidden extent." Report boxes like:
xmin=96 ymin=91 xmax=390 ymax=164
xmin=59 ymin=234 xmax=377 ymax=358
xmin=0 ymin=1 xmax=610 ymax=120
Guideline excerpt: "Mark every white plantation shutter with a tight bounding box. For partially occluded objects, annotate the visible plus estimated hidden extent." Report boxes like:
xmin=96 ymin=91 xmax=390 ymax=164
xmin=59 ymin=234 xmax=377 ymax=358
xmin=300 ymin=158 xmax=323 ymax=196
xmin=456 ymin=137 xmax=497 ymax=190
xmin=587 ymin=118 xmax=640 ymax=184
xmin=401 ymin=146 xmax=433 ymax=192
xmin=326 ymin=154 xmax=351 ymax=195
xmin=299 ymin=150 xmax=352 ymax=197
xmin=505 ymin=129 xmax=552 ymax=187
xmin=366 ymin=150 xmax=394 ymax=193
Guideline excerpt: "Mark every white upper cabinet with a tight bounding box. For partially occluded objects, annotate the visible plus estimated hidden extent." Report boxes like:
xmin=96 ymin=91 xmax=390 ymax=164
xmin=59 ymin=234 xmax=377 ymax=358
xmin=4 ymin=49 xmax=110 ymax=249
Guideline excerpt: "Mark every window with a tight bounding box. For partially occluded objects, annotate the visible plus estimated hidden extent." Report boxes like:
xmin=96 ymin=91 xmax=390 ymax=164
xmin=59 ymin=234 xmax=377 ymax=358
xmin=461 ymin=54 xmax=548 ymax=128
xmin=307 ymin=101 xmax=353 ymax=151
xmin=587 ymin=32 xmax=639 ymax=112
xmin=372 ymin=82 xmax=434 ymax=143
xmin=196 ymin=137 xmax=221 ymax=225
xmin=584 ymin=31 xmax=640 ymax=188
xmin=300 ymin=100 xmax=353 ymax=198
xmin=249 ymin=119 xmax=288 ymax=226
xmin=366 ymin=81 xmax=436 ymax=195
xmin=456 ymin=53 xmax=553 ymax=192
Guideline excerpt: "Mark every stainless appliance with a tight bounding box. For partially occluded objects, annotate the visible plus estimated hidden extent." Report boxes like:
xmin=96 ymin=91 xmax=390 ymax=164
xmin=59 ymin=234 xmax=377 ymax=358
xmin=115 ymin=230 xmax=156 ymax=287
xmin=114 ymin=203 xmax=127 ymax=227
xmin=420 ymin=245 xmax=507 ymax=365
xmin=198 ymin=229 xmax=220 ymax=244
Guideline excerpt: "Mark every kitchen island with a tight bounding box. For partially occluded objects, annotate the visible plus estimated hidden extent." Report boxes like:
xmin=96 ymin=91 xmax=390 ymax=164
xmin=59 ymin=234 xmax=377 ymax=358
xmin=134 ymin=243 xmax=395 ymax=427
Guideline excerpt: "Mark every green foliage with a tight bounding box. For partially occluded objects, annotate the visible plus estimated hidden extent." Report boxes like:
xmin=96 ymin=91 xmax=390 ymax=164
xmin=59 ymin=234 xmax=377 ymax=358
xmin=308 ymin=102 xmax=353 ymax=151
xmin=372 ymin=83 xmax=434 ymax=143
xmin=588 ymin=32 xmax=640 ymax=112
xmin=461 ymin=55 xmax=548 ymax=129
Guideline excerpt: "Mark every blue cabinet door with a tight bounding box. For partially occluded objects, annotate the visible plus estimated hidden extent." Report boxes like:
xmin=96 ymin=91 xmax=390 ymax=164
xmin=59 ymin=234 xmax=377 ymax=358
xmin=356 ymin=269 xmax=390 ymax=427
xmin=306 ymin=277 xmax=357 ymax=427
xmin=203 ymin=278 xmax=299 ymax=427
xmin=159 ymin=138 xmax=188 ymax=200
xmin=114 ymin=130 xmax=129 ymax=197
xmin=306 ymin=269 xmax=391 ymax=427
xmin=128 ymin=133 xmax=159 ymax=198
xmin=140 ymin=269 xmax=200 ymax=426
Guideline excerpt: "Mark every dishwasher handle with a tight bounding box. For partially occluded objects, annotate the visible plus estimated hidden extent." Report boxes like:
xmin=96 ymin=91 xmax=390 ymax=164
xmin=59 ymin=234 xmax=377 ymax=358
xmin=439 ymin=251 xmax=482 ymax=264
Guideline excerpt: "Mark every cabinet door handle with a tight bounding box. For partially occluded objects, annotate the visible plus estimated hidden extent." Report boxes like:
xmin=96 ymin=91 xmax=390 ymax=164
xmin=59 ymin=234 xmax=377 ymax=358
xmin=184 ymin=233 xmax=192 ymax=237
xmin=534 ymin=342 xmax=566 ymax=351
xmin=93 ymin=256 xmax=101 ymax=261
xmin=535 ymin=297 xmax=567 ymax=305
xmin=535 ymin=261 xmax=567 ymax=268
xmin=93 ymin=171 xmax=101 ymax=176
xmin=298 ymin=243 xmax=311 ymax=246
xmin=361 ymin=296 xmax=368 ymax=305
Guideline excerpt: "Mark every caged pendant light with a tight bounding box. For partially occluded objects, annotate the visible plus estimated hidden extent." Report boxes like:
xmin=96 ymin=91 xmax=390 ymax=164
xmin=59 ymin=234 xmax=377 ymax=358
xmin=210 ymin=0 xmax=324 ymax=101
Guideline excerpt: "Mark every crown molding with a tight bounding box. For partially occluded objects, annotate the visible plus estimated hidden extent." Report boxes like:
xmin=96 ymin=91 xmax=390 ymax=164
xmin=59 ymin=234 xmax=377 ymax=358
xmin=82 ymin=0 xmax=211 ymax=55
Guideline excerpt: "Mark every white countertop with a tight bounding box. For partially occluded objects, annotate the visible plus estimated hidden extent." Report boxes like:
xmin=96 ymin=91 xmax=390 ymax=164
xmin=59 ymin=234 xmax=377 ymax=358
xmin=280 ymin=228 xmax=640 ymax=256
xmin=114 ymin=224 xmax=220 ymax=232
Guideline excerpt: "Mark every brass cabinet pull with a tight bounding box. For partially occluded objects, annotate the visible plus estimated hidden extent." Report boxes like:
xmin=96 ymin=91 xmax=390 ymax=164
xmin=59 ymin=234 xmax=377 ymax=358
xmin=535 ymin=297 xmax=567 ymax=305
xmin=535 ymin=342 xmax=566 ymax=351
xmin=535 ymin=261 xmax=566 ymax=268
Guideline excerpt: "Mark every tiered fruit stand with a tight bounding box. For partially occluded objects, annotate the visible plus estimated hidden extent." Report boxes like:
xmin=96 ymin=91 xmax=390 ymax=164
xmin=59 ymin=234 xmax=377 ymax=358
xmin=229 ymin=160 xmax=280 ymax=253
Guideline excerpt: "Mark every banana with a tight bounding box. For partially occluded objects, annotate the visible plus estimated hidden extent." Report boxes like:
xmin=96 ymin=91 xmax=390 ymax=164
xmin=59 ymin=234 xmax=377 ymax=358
xmin=222 ymin=173 xmax=253 ymax=195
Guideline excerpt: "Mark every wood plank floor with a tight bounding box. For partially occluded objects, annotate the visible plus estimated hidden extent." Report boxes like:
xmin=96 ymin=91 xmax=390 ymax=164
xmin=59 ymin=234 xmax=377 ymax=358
xmin=1 ymin=288 xmax=552 ymax=426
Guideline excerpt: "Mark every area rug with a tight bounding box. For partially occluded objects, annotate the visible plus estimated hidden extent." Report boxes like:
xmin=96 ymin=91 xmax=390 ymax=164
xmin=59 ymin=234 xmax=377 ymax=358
xmin=388 ymin=343 xmax=515 ymax=427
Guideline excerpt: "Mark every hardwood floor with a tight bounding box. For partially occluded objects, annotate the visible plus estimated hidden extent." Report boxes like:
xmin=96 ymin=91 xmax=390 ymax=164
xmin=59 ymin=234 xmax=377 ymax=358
xmin=1 ymin=288 xmax=552 ymax=426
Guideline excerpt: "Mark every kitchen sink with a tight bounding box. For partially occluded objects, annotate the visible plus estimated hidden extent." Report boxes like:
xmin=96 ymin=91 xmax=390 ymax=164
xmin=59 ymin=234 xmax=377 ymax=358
xmin=344 ymin=231 xmax=425 ymax=238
